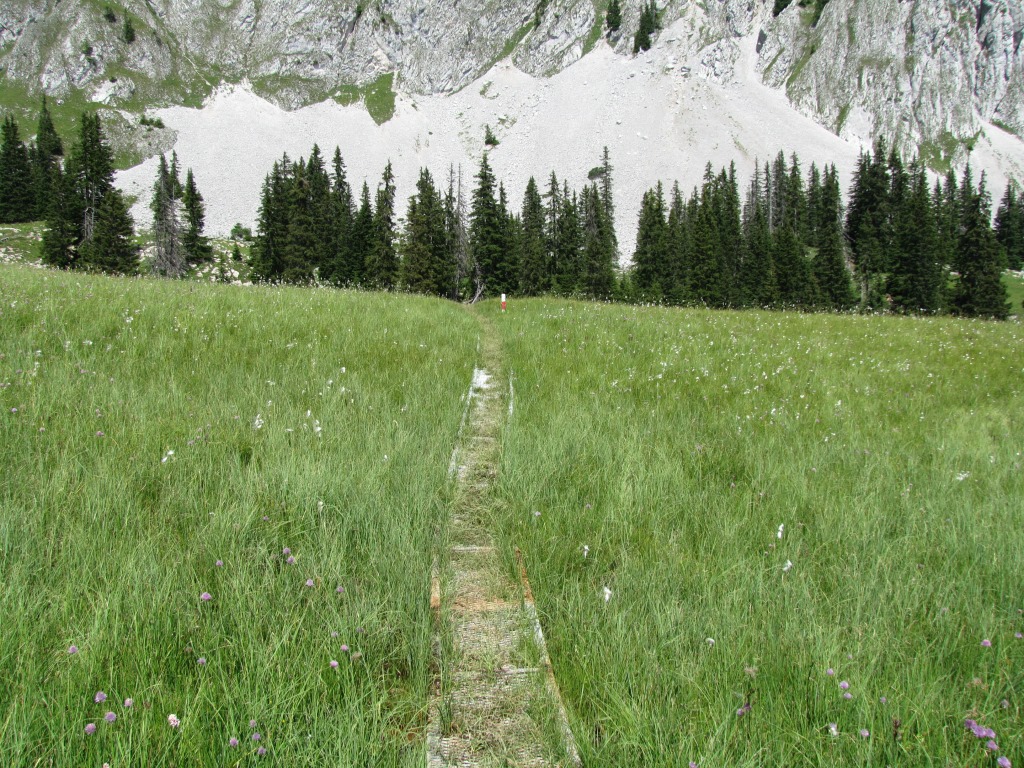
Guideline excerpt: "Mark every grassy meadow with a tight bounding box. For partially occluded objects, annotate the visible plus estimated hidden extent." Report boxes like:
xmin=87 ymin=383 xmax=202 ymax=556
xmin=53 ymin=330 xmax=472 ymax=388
xmin=490 ymin=299 xmax=1024 ymax=766
xmin=2 ymin=259 xmax=1023 ymax=767
xmin=0 ymin=266 xmax=478 ymax=765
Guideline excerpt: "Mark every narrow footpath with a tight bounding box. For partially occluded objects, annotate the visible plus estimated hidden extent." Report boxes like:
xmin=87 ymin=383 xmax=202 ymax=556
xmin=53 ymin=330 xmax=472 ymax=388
xmin=427 ymin=312 xmax=580 ymax=768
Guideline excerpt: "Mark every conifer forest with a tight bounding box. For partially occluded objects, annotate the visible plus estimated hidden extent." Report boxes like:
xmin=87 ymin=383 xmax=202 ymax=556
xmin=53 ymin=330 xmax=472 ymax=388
xmin=0 ymin=101 xmax=1018 ymax=320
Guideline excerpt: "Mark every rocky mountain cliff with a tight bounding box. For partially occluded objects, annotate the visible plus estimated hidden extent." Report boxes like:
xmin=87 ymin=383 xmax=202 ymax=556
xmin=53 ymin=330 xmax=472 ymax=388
xmin=1 ymin=0 xmax=1022 ymax=167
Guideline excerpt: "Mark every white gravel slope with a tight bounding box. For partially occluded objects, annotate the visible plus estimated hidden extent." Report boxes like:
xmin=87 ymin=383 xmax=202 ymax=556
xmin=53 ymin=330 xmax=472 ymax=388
xmin=117 ymin=22 xmax=1024 ymax=262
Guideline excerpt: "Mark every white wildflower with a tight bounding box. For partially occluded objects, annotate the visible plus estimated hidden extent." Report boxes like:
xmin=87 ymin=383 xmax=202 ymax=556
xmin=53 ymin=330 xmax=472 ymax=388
xmin=777 ymin=523 xmax=785 ymax=539
xmin=253 ymin=414 xmax=264 ymax=430
xmin=783 ymin=560 xmax=793 ymax=573
xmin=602 ymin=586 xmax=612 ymax=603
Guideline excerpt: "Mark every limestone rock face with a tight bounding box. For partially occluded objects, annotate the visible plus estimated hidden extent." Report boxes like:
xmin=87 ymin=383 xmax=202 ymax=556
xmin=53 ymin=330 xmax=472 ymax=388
xmin=1 ymin=0 xmax=1022 ymax=157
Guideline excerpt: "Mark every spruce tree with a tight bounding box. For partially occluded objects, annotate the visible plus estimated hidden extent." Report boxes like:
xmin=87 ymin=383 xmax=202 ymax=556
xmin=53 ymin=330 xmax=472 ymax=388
xmin=740 ymin=176 xmax=777 ymax=308
xmin=469 ymin=153 xmax=505 ymax=297
xmin=366 ymin=161 xmax=398 ymax=288
xmin=151 ymin=154 xmax=185 ymax=277
xmin=0 ymin=115 xmax=35 ymax=223
xmin=519 ymin=176 xmax=547 ymax=295
xmin=772 ymin=224 xmax=814 ymax=308
xmin=665 ymin=181 xmax=691 ymax=304
xmin=633 ymin=0 xmax=658 ymax=54
xmin=554 ymin=183 xmax=582 ymax=294
xmin=889 ymin=162 xmax=942 ymax=313
xmin=633 ymin=183 xmax=668 ymax=299
xmin=283 ymin=158 xmax=317 ymax=283
xmin=328 ymin=148 xmax=356 ymax=284
xmin=443 ymin=165 xmax=470 ymax=300
xmin=30 ymin=97 xmax=63 ymax=220
xmin=954 ymin=172 xmax=1009 ymax=319
xmin=41 ymin=165 xmax=79 ymax=269
xmin=401 ymin=168 xmax=445 ymax=295
xmin=182 ymin=168 xmax=213 ymax=265
xmin=581 ymin=183 xmax=616 ymax=298
xmin=351 ymin=181 xmax=373 ymax=285
xmin=995 ymin=182 xmax=1024 ymax=270
xmin=812 ymin=165 xmax=855 ymax=310
xmin=79 ymin=188 xmax=138 ymax=274
xmin=606 ymin=0 xmax=622 ymax=35
xmin=67 ymin=113 xmax=115 ymax=246
xmin=251 ymin=158 xmax=290 ymax=281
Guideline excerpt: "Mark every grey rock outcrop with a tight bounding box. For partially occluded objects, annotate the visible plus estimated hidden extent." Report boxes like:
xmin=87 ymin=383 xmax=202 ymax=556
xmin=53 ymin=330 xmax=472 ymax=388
xmin=0 ymin=0 xmax=1022 ymax=164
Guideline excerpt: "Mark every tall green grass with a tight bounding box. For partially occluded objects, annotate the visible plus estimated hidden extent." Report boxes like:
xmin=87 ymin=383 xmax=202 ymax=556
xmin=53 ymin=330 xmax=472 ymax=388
xmin=0 ymin=266 xmax=478 ymax=765
xmin=490 ymin=299 xmax=1024 ymax=766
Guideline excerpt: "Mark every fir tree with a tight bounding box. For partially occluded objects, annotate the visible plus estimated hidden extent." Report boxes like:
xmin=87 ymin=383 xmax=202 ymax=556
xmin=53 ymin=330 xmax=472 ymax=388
xmin=182 ymin=168 xmax=213 ymax=265
xmin=79 ymin=188 xmax=138 ymax=274
xmin=0 ymin=115 xmax=35 ymax=223
xmin=519 ymin=176 xmax=547 ymax=295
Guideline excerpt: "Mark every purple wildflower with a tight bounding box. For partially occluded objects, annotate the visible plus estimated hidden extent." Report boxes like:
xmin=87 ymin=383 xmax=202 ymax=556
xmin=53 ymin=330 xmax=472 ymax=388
xmin=229 ymin=737 xmax=239 ymax=747
xmin=982 ymin=639 xmax=992 ymax=648
xmin=68 ymin=644 xmax=78 ymax=655
xmin=997 ymin=758 xmax=1012 ymax=768
xmin=124 ymin=698 xmax=133 ymax=708
xmin=843 ymin=692 xmax=853 ymax=700
xmin=826 ymin=668 xmax=834 ymax=676
xmin=200 ymin=592 xmax=212 ymax=602
xmin=94 ymin=691 xmax=107 ymax=703
xmin=252 ymin=732 xmax=261 ymax=742
xmin=859 ymin=729 xmax=870 ymax=739
xmin=104 ymin=711 xmax=116 ymax=723
xmin=96 ymin=431 xmax=105 ymax=437
xmin=1016 ymin=633 xmax=1023 ymax=640
xmin=341 ymin=644 xmax=349 ymax=652
xmin=249 ymin=719 xmax=257 ymax=729
xmin=839 ymin=681 xmax=850 ymax=690
xmin=215 ymin=560 xmax=223 ymax=567
xmin=282 ymin=547 xmax=291 ymax=556
xmin=330 ymin=659 xmax=339 ymax=668
xmin=286 ymin=556 xmax=296 ymax=565
xmin=168 ymin=713 xmax=180 ymax=728
xmin=197 ymin=657 xmax=206 ymax=666
xmin=987 ymin=740 xmax=1000 ymax=752
xmin=305 ymin=579 xmax=314 ymax=587
xmin=257 ymin=746 xmax=267 ymax=756
xmin=336 ymin=585 xmax=345 ymax=594
xmin=85 ymin=723 xmax=96 ymax=735
xmin=689 ymin=763 xmax=698 ymax=768
xmin=879 ymin=696 xmax=887 ymax=704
